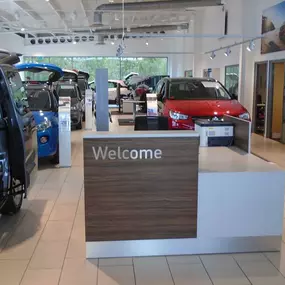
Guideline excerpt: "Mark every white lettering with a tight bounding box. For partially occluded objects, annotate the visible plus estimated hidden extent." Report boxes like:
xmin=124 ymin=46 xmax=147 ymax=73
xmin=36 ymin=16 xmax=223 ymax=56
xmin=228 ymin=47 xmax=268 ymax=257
xmin=122 ymin=150 xmax=129 ymax=159
xmin=139 ymin=149 xmax=153 ymax=159
xmin=92 ymin=146 xmax=163 ymax=160
xmin=154 ymin=149 xmax=162 ymax=159
xmin=108 ymin=150 xmax=116 ymax=160
xmin=130 ymin=150 xmax=138 ymax=160
xmin=92 ymin=146 xmax=108 ymax=160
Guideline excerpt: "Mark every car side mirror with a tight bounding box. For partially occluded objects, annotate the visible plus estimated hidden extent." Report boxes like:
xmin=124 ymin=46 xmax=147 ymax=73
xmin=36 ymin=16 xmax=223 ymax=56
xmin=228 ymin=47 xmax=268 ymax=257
xmin=232 ymin=94 xmax=238 ymax=100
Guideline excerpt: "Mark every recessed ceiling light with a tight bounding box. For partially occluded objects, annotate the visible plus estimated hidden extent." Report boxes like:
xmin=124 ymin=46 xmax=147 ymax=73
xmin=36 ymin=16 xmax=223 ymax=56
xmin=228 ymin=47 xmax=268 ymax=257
xmin=45 ymin=0 xmax=50 ymax=2
xmin=21 ymin=27 xmax=25 ymax=31
xmin=73 ymin=40 xmax=77 ymax=44
xmin=111 ymin=41 xmax=115 ymax=45
xmin=146 ymin=41 xmax=149 ymax=46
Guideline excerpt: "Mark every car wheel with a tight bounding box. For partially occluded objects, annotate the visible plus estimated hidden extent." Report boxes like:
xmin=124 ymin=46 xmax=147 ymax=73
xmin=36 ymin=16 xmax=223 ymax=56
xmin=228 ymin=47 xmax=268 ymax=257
xmin=76 ymin=117 xmax=82 ymax=130
xmin=0 ymin=178 xmax=23 ymax=215
xmin=50 ymin=144 xmax=59 ymax=165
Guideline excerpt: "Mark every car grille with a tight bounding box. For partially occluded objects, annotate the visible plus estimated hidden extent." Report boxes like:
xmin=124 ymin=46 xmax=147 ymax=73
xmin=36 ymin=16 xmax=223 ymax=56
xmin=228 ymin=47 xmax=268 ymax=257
xmin=192 ymin=116 xmax=223 ymax=122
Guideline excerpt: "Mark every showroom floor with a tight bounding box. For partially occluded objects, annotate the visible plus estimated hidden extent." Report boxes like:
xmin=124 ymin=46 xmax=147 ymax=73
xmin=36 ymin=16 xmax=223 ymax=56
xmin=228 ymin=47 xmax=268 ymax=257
xmin=1 ymin=116 xmax=285 ymax=285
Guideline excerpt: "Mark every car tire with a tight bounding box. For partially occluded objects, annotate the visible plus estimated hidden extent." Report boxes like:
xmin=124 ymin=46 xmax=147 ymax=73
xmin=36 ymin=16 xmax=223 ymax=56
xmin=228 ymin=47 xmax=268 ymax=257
xmin=0 ymin=178 xmax=23 ymax=215
xmin=76 ymin=117 xmax=82 ymax=130
xmin=50 ymin=144 xmax=59 ymax=165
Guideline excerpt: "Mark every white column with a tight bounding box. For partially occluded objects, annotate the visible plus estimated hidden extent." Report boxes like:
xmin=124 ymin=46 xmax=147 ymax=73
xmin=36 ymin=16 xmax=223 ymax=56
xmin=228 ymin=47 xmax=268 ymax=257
xmin=238 ymin=43 xmax=247 ymax=104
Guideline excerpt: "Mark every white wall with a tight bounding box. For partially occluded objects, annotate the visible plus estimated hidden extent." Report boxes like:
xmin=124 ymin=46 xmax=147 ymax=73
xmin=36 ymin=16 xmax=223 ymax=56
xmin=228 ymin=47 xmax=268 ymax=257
xmin=0 ymin=34 xmax=24 ymax=52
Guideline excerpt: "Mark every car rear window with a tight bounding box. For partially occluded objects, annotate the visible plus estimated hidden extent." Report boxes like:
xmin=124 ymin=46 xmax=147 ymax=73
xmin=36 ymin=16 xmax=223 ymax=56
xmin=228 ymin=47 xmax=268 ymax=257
xmin=27 ymin=89 xmax=51 ymax=111
xmin=58 ymin=85 xmax=77 ymax=98
xmin=169 ymin=81 xmax=232 ymax=100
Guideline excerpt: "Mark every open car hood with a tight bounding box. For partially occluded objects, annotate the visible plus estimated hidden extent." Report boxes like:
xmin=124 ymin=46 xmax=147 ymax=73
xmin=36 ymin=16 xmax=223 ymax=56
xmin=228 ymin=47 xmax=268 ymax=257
xmin=62 ymin=69 xmax=78 ymax=82
xmin=15 ymin=63 xmax=64 ymax=83
xmin=0 ymin=49 xmax=22 ymax=65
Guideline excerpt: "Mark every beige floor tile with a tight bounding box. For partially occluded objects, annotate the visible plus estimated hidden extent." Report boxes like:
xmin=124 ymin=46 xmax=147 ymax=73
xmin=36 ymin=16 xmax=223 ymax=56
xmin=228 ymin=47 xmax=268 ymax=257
xmin=66 ymin=223 xmax=86 ymax=258
xmin=167 ymin=255 xmax=201 ymax=264
xmin=237 ymin=260 xmax=285 ymax=285
xmin=29 ymin=240 xmax=68 ymax=269
xmin=264 ymin=252 xmax=281 ymax=269
xmin=35 ymin=188 xmax=61 ymax=201
xmin=169 ymin=263 xmax=212 ymax=285
xmin=77 ymin=200 xmax=85 ymax=215
xmin=233 ymin=253 xmax=268 ymax=262
xmin=134 ymin=257 xmax=174 ymax=285
xmin=57 ymin=190 xmax=81 ymax=204
xmin=0 ymin=259 xmax=28 ymax=285
xmin=98 ymin=265 xmax=135 ymax=285
xmin=29 ymin=200 xmax=55 ymax=216
xmin=99 ymin=258 xmax=133 ymax=267
xmin=59 ymin=258 xmax=98 ymax=285
xmin=49 ymin=203 xmax=77 ymax=221
xmin=20 ymin=269 xmax=61 ymax=285
xmin=201 ymin=255 xmax=250 ymax=285
xmin=41 ymin=221 xmax=73 ymax=241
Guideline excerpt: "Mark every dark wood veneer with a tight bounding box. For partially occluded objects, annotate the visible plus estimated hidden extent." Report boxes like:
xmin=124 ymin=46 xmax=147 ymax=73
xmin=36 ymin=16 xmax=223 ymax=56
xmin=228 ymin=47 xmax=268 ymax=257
xmin=84 ymin=136 xmax=199 ymax=242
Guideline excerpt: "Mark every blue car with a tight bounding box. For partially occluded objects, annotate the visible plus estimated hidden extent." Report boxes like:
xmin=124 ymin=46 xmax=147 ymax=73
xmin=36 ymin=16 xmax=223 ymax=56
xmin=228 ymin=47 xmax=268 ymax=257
xmin=16 ymin=63 xmax=64 ymax=164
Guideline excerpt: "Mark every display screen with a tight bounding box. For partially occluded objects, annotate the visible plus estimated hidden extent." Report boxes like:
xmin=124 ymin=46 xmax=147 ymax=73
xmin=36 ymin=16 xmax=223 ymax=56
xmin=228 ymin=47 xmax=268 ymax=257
xmin=169 ymin=81 xmax=232 ymax=100
xmin=27 ymin=89 xmax=51 ymax=111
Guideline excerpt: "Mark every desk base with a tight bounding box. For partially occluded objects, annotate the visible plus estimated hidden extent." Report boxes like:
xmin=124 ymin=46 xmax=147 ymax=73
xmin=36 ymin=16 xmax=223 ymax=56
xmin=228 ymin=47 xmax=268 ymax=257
xmin=86 ymin=236 xmax=281 ymax=258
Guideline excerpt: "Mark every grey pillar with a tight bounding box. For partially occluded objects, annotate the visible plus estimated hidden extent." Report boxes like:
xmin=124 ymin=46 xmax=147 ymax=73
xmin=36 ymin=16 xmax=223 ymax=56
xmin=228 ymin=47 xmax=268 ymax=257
xmin=96 ymin=68 xmax=109 ymax=131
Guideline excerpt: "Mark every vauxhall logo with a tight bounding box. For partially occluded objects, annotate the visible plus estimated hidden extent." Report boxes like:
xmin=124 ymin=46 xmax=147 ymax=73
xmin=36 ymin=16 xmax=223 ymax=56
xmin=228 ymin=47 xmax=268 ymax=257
xmin=92 ymin=146 xmax=162 ymax=160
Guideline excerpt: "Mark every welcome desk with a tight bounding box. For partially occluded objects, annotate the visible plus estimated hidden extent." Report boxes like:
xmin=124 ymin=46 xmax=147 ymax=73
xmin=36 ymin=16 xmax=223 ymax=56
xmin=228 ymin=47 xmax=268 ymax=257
xmin=83 ymin=131 xmax=285 ymax=258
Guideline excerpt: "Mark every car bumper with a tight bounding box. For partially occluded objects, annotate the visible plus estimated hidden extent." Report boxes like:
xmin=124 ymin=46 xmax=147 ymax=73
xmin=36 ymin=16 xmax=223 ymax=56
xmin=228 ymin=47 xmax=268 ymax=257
xmin=37 ymin=129 xmax=58 ymax=158
xmin=168 ymin=118 xmax=195 ymax=130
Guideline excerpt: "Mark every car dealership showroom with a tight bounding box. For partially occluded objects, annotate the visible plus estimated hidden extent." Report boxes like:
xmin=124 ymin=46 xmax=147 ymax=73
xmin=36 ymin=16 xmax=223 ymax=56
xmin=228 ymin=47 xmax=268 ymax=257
xmin=3 ymin=0 xmax=285 ymax=284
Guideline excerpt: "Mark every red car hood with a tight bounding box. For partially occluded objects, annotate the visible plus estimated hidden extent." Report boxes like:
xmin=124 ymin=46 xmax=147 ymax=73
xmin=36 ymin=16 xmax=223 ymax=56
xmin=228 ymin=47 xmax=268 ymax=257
xmin=166 ymin=99 xmax=248 ymax=117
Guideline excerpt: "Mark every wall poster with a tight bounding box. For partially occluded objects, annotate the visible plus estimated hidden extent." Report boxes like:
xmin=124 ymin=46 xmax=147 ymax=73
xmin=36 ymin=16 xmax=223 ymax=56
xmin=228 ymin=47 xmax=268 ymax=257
xmin=261 ymin=1 xmax=285 ymax=54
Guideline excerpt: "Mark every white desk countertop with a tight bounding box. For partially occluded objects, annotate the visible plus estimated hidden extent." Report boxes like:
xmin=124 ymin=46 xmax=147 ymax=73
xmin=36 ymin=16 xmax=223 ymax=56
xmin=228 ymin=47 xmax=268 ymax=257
xmin=84 ymin=130 xmax=200 ymax=139
xmin=199 ymin=147 xmax=283 ymax=173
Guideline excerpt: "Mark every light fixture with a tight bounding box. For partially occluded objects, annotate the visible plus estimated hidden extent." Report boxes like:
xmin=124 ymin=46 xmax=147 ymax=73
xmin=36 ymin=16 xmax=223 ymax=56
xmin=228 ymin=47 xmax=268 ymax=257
xmin=45 ymin=0 xmax=50 ymax=2
xmin=72 ymin=40 xmax=77 ymax=44
xmin=247 ymin=40 xmax=255 ymax=52
xmin=224 ymin=47 xmax=231 ymax=57
xmin=111 ymin=41 xmax=115 ymax=45
xmin=21 ymin=27 xmax=25 ymax=31
xmin=210 ymin=51 xmax=216 ymax=60
xmin=146 ymin=41 xmax=149 ymax=46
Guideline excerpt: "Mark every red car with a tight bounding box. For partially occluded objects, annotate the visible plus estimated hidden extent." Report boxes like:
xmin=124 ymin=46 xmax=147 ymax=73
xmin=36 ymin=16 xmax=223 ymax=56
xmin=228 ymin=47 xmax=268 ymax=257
xmin=156 ymin=77 xmax=250 ymax=130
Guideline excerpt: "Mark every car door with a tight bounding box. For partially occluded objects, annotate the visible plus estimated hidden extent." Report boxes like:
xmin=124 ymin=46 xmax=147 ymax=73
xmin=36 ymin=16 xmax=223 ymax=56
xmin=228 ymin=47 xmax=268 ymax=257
xmin=4 ymin=67 xmax=37 ymax=188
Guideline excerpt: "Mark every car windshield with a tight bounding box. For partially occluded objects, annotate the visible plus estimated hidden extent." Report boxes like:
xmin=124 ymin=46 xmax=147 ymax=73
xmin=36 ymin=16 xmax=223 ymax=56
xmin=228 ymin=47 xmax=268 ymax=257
xmin=27 ymin=89 xmax=51 ymax=111
xmin=169 ymin=81 xmax=232 ymax=100
xmin=58 ymin=85 xmax=77 ymax=98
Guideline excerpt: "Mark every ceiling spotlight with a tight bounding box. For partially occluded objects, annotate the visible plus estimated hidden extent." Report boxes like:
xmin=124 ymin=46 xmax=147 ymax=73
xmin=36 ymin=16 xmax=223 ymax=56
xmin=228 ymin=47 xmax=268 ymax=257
xmin=109 ymin=0 xmax=114 ymax=2
xmin=146 ymin=41 xmax=149 ymax=46
xmin=111 ymin=41 xmax=115 ymax=45
xmin=224 ymin=47 xmax=231 ymax=57
xmin=72 ymin=40 xmax=77 ymax=44
xmin=247 ymin=40 xmax=255 ymax=52
xmin=21 ymin=27 xmax=25 ymax=32
xmin=210 ymin=51 xmax=216 ymax=60
xmin=45 ymin=0 xmax=50 ymax=2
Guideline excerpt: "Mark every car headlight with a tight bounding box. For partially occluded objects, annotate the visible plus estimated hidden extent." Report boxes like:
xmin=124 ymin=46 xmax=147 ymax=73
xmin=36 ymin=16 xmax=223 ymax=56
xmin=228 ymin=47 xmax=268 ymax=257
xmin=239 ymin=112 xmax=250 ymax=120
xmin=37 ymin=120 xmax=52 ymax=131
xmin=169 ymin=110 xmax=189 ymax=120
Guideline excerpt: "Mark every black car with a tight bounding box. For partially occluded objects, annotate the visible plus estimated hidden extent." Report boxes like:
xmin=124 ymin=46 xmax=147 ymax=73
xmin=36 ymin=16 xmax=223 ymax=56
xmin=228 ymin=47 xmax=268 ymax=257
xmin=56 ymin=82 xmax=83 ymax=129
xmin=0 ymin=49 xmax=37 ymax=214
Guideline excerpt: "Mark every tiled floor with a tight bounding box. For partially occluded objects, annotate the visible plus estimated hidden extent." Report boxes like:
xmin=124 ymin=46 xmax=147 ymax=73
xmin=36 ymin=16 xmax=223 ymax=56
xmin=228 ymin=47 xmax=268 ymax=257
xmin=1 ymin=119 xmax=285 ymax=284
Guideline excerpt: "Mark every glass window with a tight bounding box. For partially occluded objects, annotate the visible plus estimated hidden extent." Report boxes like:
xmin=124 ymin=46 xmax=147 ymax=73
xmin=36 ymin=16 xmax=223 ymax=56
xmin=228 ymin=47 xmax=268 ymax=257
xmin=5 ymin=70 xmax=29 ymax=115
xmin=169 ymin=81 xmax=231 ymax=100
xmin=27 ymin=89 xmax=51 ymax=111
xmin=185 ymin=70 xmax=193 ymax=77
xmin=108 ymin=82 xmax=116 ymax=88
xmin=225 ymin=65 xmax=239 ymax=96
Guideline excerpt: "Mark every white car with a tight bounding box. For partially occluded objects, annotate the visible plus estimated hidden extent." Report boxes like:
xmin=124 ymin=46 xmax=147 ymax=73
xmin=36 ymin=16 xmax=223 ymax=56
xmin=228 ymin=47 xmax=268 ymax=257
xmin=89 ymin=80 xmax=130 ymax=104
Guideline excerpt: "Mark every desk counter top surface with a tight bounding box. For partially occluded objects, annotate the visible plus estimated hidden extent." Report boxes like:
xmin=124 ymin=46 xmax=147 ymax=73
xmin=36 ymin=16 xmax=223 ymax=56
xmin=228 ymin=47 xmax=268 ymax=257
xmin=84 ymin=130 xmax=200 ymax=139
xmin=199 ymin=147 xmax=283 ymax=173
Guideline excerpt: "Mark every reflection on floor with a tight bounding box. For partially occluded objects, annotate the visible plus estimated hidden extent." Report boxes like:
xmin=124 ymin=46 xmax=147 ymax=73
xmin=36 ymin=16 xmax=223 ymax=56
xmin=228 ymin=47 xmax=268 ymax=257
xmin=1 ymin=120 xmax=285 ymax=284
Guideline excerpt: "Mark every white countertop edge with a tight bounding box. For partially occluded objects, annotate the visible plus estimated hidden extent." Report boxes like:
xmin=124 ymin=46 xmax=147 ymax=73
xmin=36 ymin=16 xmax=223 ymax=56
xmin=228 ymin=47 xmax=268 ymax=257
xmin=84 ymin=131 xmax=200 ymax=139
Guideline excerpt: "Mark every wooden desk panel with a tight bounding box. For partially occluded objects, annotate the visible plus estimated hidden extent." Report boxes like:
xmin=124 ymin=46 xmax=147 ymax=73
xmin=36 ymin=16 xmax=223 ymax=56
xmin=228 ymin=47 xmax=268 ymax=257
xmin=84 ymin=137 xmax=199 ymax=242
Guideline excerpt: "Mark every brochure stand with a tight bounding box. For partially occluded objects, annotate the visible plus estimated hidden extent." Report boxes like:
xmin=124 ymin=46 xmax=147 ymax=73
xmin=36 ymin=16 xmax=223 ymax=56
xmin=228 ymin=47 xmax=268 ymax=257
xmin=85 ymin=89 xmax=93 ymax=130
xmin=58 ymin=96 xmax=71 ymax=167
